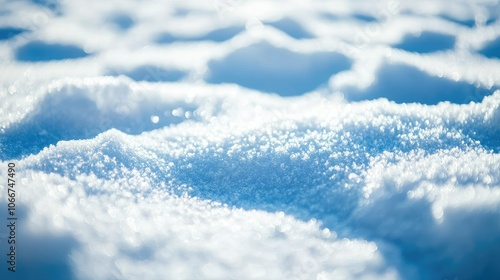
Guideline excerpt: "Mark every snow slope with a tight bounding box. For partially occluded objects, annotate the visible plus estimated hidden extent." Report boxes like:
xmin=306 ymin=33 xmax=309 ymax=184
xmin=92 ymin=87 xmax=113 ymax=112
xmin=0 ymin=0 xmax=499 ymax=279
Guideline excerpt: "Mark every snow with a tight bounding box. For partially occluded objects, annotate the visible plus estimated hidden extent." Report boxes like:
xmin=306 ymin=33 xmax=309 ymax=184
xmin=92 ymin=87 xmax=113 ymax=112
xmin=0 ymin=0 xmax=499 ymax=279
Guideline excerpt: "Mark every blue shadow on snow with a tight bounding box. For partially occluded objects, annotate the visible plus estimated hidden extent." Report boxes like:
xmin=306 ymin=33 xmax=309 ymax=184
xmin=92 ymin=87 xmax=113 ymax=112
xmin=109 ymin=13 xmax=135 ymax=30
xmin=0 ymin=87 xmax=196 ymax=160
xmin=15 ymin=41 xmax=89 ymax=62
xmin=266 ymin=17 xmax=313 ymax=39
xmin=0 ymin=202 xmax=78 ymax=280
xmin=479 ymin=37 xmax=500 ymax=59
xmin=31 ymin=0 xmax=63 ymax=14
xmin=156 ymin=26 xmax=244 ymax=44
xmin=106 ymin=65 xmax=186 ymax=82
xmin=342 ymin=62 xmax=497 ymax=105
xmin=0 ymin=27 xmax=26 ymax=41
xmin=206 ymin=41 xmax=352 ymax=96
xmin=393 ymin=31 xmax=455 ymax=54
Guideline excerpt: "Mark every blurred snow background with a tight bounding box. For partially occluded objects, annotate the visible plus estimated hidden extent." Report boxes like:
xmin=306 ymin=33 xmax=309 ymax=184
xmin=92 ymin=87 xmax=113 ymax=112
xmin=0 ymin=0 xmax=499 ymax=279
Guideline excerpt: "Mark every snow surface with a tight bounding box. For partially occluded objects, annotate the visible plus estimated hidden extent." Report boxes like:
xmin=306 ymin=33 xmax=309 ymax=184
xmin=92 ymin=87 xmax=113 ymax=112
xmin=0 ymin=0 xmax=500 ymax=279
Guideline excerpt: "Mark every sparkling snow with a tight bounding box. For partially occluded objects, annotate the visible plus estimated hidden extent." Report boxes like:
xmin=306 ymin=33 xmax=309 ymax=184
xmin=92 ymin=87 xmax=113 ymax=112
xmin=0 ymin=0 xmax=499 ymax=279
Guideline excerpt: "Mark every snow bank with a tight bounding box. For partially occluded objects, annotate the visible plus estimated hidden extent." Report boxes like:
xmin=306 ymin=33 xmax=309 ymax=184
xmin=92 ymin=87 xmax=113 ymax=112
xmin=1 ymin=76 xmax=499 ymax=279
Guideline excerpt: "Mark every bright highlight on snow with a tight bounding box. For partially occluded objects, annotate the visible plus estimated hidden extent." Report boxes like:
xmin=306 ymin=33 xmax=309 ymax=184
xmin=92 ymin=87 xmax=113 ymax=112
xmin=0 ymin=0 xmax=499 ymax=279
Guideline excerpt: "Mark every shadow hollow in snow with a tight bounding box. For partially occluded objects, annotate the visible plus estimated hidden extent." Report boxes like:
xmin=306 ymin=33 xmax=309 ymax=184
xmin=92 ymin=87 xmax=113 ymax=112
xmin=156 ymin=26 xmax=244 ymax=44
xmin=353 ymin=164 xmax=500 ymax=279
xmin=206 ymin=42 xmax=352 ymax=96
xmin=266 ymin=17 xmax=313 ymax=39
xmin=479 ymin=37 xmax=500 ymax=59
xmin=15 ymin=41 xmax=89 ymax=62
xmin=109 ymin=13 xmax=135 ymax=30
xmin=342 ymin=63 xmax=497 ymax=105
xmin=31 ymin=0 xmax=62 ymax=13
xmin=0 ymin=202 xmax=78 ymax=280
xmin=393 ymin=31 xmax=455 ymax=54
xmin=352 ymin=14 xmax=378 ymax=22
xmin=440 ymin=15 xmax=476 ymax=28
xmin=0 ymin=85 xmax=197 ymax=160
xmin=0 ymin=27 xmax=26 ymax=41
xmin=440 ymin=14 xmax=496 ymax=28
xmin=106 ymin=65 xmax=186 ymax=82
